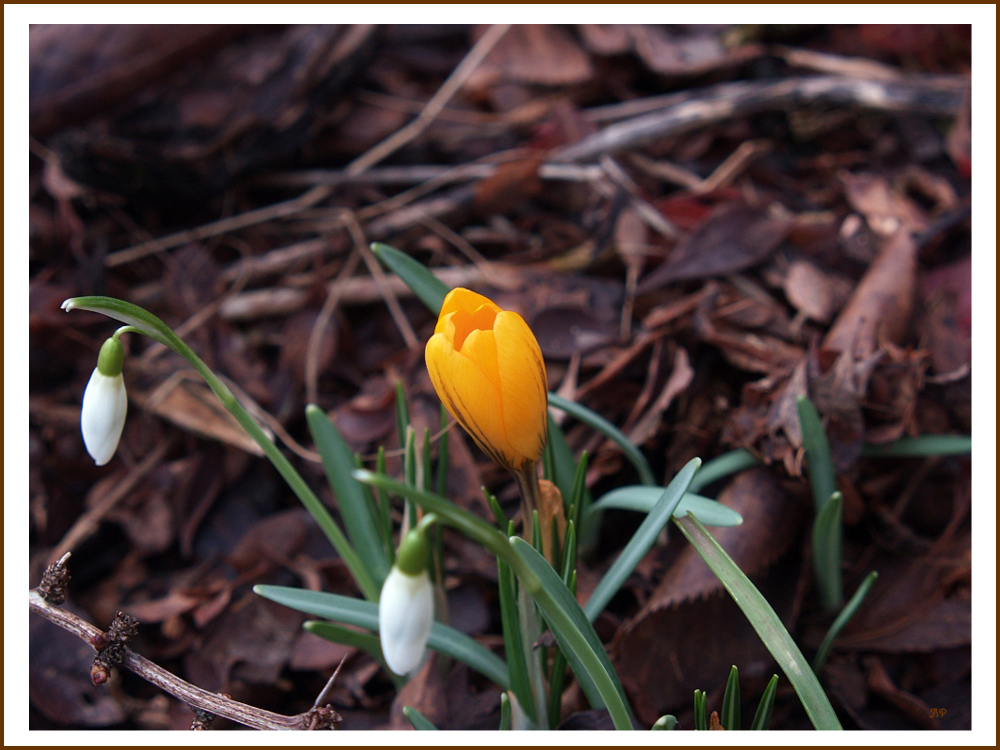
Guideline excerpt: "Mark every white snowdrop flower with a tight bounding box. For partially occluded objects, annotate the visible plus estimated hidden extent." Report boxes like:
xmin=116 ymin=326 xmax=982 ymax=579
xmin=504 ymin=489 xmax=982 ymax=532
xmin=379 ymin=529 xmax=434 ymax=675
xmin=81 ymin=337 xmax=128 ymax=466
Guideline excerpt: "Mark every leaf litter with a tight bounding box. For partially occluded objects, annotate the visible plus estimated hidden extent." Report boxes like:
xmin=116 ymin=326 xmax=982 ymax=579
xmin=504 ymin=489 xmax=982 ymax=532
xmin=27 ymin=22 xmax=973 ymax=730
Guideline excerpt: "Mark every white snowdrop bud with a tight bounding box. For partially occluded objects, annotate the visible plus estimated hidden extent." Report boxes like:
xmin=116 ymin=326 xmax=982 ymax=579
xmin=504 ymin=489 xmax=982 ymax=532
xmin=81 ymin=337 xmax=128 ymax=466
xmin=378 ymin=529 xmax=434 ymax=675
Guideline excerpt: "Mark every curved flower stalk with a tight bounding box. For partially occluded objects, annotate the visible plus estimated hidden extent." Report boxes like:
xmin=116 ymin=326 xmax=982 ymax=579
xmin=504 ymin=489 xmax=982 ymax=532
xmin=425 ymin=288 xmax=548 ymax=475
xmin=81 ymin=337 xmax=128 ymax=465
xmin=379 ymin=526 xmax=434 ymax=675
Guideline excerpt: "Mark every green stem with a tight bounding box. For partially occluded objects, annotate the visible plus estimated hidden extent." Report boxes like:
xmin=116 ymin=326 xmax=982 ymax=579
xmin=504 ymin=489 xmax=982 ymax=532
xmin=63 ymin=297 xmax=379 ymax=603
xmin=354 ymin=471 xmax=634 ymax=730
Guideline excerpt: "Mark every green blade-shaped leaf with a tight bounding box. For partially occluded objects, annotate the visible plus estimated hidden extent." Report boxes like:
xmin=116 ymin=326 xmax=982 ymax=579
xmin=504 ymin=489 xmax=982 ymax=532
xmin=862 ymin=435 xmax=972 ymax=457
xmin=371 ymin=242 xmax=449 ymax=314
xmin=688 ymin=449 xmax=761 ymax=493
xmin=720 ymin=665 xmax=740 ymax=730
xmin=812 ymin=571 xmax=878 ymax=674
xmin=588 ymin=486 xmax=743 ymax=527
xmin=548 ymin=393 xmax=656 ymax=486
xmin=797 ymin=396 xmax=836 ymax=515
xmin=497 ymin=555 xmax=536 ymax=723
xmin=509 ymin=538 xmax=634 ymax=730
xmin=403 ymin=706 xmax=439 ymax=730
xmin=304 ymin=620 xmax=383 ymax=659
xmin=674 ymin=515 xmax=842 ymax=730
xmin=499 ymin=692 xmax=512 ymax=730
xmin=750 ymin=674 xmax=779 ymax=730
xmin=583 ymin=458 xmax=699 ymax=621
xmin=693 ymin=689 xmax=708 ymax=731
xmin=812 ymin=491 xmax=844 ymax=611
xmin=306 ymin=405 xmax=390 ymax=586
xmin=253 ymin=585 xmax=509 ymax=689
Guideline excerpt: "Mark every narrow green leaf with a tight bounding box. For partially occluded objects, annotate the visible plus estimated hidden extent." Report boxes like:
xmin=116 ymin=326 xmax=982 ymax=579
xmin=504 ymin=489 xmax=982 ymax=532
xmin=674 ymin=516 xmax=842 ymax=730
xmin=375 ymin=447 xmax=394 ymax=564
xmin=588 ymin=486 xmax=743 ymax=527
xmin=435 ymin=403 xmax=449 ymax=499
xmin=693 ymin=689 xmax=708 ymax=731
xmin=371 ymin=242 xmax=449 ymax=315
xmin=812 ymin=491 xmax=844 ymax=611
xmin=750 ymin=675 xmax=779 ymax=730
xmin=548 ymin=393 xmax=656 ymax=486
xmin=651 ymin=715 xmax=678 ymax=730
xmin=64 ymin=297 xmax=381 ymax=603
xmin=304 ymin=620 xmax=382 ymax=658
xmin=253 ymin=585 xmax=509 ymax=689
xmin=720 ymin=665 xmax=740 ymax=730
xmin=306 ymin=405 xmax=390 ymax=586
xmin=354 ymin=471 xmax=511 ymax=559
xmin=688 ymin=449 xmax=761 ymax=493
xmin=812 ymin=571 xmax=879 ymax=674
xmin=568 ymin=450 xmax=589 ymax=536
xmin=403 ymin=706 xmax=439 ymax=730
xmin=499 ymin=692 xmax=512 ymax=731
xmin=421 ymin=427 xmax=432 ymax=493
xmin=546 ymin=418 xmax=580 ymax=505
xmin=395 ymin=381 xmax=411 ymax=455
xmin=498 ymin=555 xmax=536 ymax=723
xmin=509 ymin=538 xmax=634 ymax=730
xmin=797 ymin=396 xmax=836 ymax=515
xmin=862 ymin=435 xmax=972 ymax=457
xmin=583 ymin=459 xmax=700 ymax=621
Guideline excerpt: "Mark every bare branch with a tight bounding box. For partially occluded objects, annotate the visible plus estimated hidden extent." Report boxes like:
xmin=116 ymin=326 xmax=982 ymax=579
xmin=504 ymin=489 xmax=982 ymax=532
xmin=28 ymin=589 xmax=341 ymax=731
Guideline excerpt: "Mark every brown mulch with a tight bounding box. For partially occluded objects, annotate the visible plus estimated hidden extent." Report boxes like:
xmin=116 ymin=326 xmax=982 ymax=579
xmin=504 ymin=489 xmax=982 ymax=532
xmin=27 ymin=23 xmax=973 ymax=731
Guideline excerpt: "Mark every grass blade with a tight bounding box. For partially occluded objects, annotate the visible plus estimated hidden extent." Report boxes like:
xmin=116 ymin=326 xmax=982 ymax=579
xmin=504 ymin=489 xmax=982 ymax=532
xmin=812 ymin=491 xmax=844 ymax=611
xmin=306 ymin=405 xmax=390 ymax=586
xmin=797 ymin=396 xmax=836 ymax=515
xmin=403 ymin=706 xmax=439 ymax=730
xmin=812 ymin=571 xmax=879 ymax=673
xmin=548 ymin=393 xmax=656 ymax=486
xmin=720 ymin=665 xmax=740 ymax=730
xmin=583 ymin=459 xmax=699 ymax=621
xmin=588 ymin=486 xmax=743 ymax=527
xmin=371 ymin=242 xmax=449 ymax=314
xmin=688 ymin=449 xmax=761 ymax=493
xmin=673 ymin=515 xmax=843 ymax=730
xmin=254 ymin=585 xmax=509 ymax=689
xmin=750 ymin=674 xmax=779 ymax=730
xmin=862 ymin=435 xmax=972 ymax=457
xmin=499 ymin=692 xmax=512 ymax=730
xmin=509 ymin=538 xmax=634 ymax=730
xmin=693 ymin=689 xmax=708 ymax=730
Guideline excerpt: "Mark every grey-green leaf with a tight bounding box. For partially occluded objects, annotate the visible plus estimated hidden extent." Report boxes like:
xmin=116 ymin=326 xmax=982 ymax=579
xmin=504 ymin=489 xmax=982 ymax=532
xmin=254 ymin=584 xmax=509 ymax=689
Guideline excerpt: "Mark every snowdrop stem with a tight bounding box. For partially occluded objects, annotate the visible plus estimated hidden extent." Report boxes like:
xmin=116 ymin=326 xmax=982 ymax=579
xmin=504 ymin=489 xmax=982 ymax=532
xmin=62 ymin=296 xmax=380 ymax=603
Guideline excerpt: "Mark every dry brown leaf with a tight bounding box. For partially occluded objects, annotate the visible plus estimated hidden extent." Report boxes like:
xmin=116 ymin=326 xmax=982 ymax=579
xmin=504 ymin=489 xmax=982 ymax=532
xmin=840 ymin=172 xmax=929 ymax=237
xmin=465 ymin=25 xmax=593 ymax=90
xmin=638 ymin=202 xmax=792 ymax=292
xmin=783 ymin=259 xmax=850 ymax=323
xmin=823 ymin=229 xmax=917 ymax=359
xmin=612 ymin=468 xmax=805 ymax=723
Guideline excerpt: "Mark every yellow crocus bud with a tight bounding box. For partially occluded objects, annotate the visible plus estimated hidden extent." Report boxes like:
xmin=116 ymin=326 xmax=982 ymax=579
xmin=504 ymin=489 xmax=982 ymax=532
xmin=425 ymin=288 xmax=548 ymax=474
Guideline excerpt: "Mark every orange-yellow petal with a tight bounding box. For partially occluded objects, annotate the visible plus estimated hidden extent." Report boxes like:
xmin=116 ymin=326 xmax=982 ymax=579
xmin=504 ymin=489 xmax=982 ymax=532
xmin=425 ymin=330 xmax=511 ymax=468
xmin=494 ymin=310 xmax=548 ymax=464
xmin=436 ymin=288 xmax=500 ymax=335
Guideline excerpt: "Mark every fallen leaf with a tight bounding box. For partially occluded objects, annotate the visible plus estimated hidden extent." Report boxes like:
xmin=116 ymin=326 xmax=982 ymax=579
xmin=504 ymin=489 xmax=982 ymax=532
xmin=638 ymin=202 xmax=792 ymax=292
xmin=823 ymin=229 xmax=917 ymax=359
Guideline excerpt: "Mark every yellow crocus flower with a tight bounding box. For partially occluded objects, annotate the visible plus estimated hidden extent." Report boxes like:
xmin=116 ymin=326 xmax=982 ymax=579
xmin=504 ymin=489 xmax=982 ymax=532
xmin=425 ymin=288 xmax=548 ymax=474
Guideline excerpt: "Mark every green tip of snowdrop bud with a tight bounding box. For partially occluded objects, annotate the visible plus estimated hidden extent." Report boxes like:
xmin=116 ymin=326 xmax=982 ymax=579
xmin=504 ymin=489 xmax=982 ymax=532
xmin=96 ymin=337 xmax=125 ymax=377
xmin=379 ymin=529 xmax=434 ymax=675
xmin=81 ymin=339 xmax=128 ymax=466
